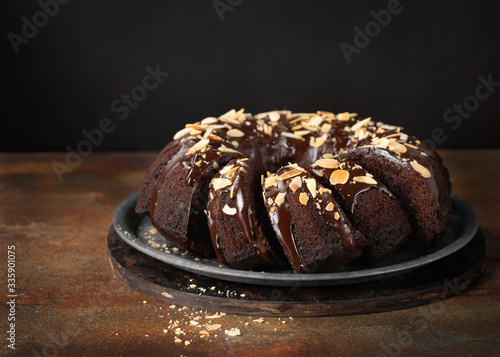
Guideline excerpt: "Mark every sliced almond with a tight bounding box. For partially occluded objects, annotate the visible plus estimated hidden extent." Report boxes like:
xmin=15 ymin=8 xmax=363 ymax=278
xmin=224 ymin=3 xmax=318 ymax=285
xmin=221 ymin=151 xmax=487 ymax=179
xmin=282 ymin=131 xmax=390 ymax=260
xmin=410 ymin=160 xmax=431 ymax=178
xmin=325 ymin=202 xmax=334 ymax=211
xmin=264 ymin=175 xmax=278 ymax=188
xmin=277 ymin=169 xmax=302 ymax=181
xmin=268 ymin=111 xmax=280 ymax=122
xmin=322 ymin=153 xmax=334 ymax=159
xmin=280 ymin=132 xmax=296 ymax=140
xmin=185 ymin=139 xmax=210 ymax=155
xmin=330 ymin=169 xmax=349 ymax=185
xmin=334 ymin=212 xmax=340 ymax=220
xmin=353 ymin=175 xmax=377 ymax=185
xmin=201 ymin=117 xmax=218 ymax=125
xmin=350 ymin=117 xmax=372 ymax=131
xmin=222 ymin=204 xmax=237 ymax=215
xmin=387 ymin=140 xmax=407 ymax=153
xmin=299 ymin=192 xmax=309 ymax=205
xmin=403 ymin=142 xmax=419 ymax=150
xmin=306 ymin=178 xmax=317 ymax=198
xmin=219 ymin=164 xmax=234 ymax=175
xmin=173 ymin=127 xmax=193 ymax=141
xmin=275 ymin=192 xmax=286 ymax=206
xmin=309 ymin=134 xmax=327 ymax=148
xmin=221 ymin=109 xmax=237 ymax=119
xmin=207 ymin=134 xmax=223 ymax=141
xmin=319 ymin=187 xmax=332 ymax=195
xmin=267 ymin=197 xmax=274 ymax=205
xmin=218 ymin=144 xmax=241 ymax=154
xmin=337 ymin=112 xmax=351 ymax=121
xmin=320 ymin=123 xmax=332 ymax=133
xmin=207 ymin=324 xmax=222 ymax=331
xmin=289 ymin=176 xmax=302 ymax=193
xmin=315 ymin=158 xmax=339 ymax=169
xmin=227 ymin=128 xmax=245 ymax=137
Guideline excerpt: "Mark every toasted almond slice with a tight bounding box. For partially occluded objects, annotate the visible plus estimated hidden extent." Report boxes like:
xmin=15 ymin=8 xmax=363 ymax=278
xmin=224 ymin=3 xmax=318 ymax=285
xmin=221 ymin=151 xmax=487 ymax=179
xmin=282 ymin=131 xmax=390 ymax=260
xmin=330 ymin=169 xmax=349 ymax=185
xmin=207 ymin=324 xmax=222 ymax=331
xmin=219 ymin=164 xmax=234 ymax=175
xmin=309 ymin=134 xmax=327 ymax=148
xmin=268 ymin=111 xmax=280 ymax=122
xmin=387 ymin=140 xmax=408 ymax=153
xmin=322 ymin=153 xmax=334 ymax=159
xmin=373 ymin=137 xmax=390 ymax=149
xmin=267 ymin=197 xmax=274 ymax=205
xmin=278 ymin=169 xmax=302 ymax=181
xmin=264 ymin=175 xmax=278 ymax=188
xmin=337 ymin=112 xmax=351 ymax=121
xmin=227 ymin=128 xmax=245 ymax=137
xmin=221 ymin=109 xmax=237 ymax=119
xmin=218 ymin=144 xmax=241 ymax=154
xmin=173 ymin=127 xmax=193 ymax=140
xmin=235 ymin=108 xmax=245 ymax=117
xmin=325 ymin=202 xmax=334 ymax=211
xmin=222 ymin=204 xmax=237 ymax=215
xmin=306 ymin=178 xmax=317 ymax=198
xmin=185 ymin=139 xmax=210 ymax=155
xmin=353 ymin=175 xmax=377 ymax=185
xmin=334 ymin=212 xmax=340 ymax=220
xmin=281 ymin=132 xmax=297 ymax=139
xmin=275 ymin=192 xmax=286 ymax=206
xmin=289 ymin=176 xmax=302 ymax=193
xmin=399 ymin=133 xmax=408 ymax=142
xmin=410 ymin=160 xmax=431 ymax=178
xmin=350 ymin=117 xmax=372 ymax=131
xmin=315 ymin=158 xmax=339 ymax=169
xmin=225 ymin=166 xmax=239 ymax=177
xmin=319 ymin=187 xmax=332 ymax=194
xmin=320 ymin=123 xmax=332 ymax=133
xmin=299 ymin=192 xmax=309 ymax=205
xmin=403 ymin=142 xmax=419 ymax=150
xmin=201 ymin=117 xmax=218 ymax=125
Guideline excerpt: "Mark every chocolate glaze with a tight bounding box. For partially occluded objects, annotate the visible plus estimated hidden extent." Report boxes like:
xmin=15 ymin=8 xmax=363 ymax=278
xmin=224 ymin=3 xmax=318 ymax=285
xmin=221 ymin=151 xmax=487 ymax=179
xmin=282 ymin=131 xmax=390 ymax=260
xmin=262 ymin=166 xmax=357 ymax=272
xmin=310 ymin=158 xmax=393 ymax=213
xmin=207 ymin=158 xmax=273 ymax=264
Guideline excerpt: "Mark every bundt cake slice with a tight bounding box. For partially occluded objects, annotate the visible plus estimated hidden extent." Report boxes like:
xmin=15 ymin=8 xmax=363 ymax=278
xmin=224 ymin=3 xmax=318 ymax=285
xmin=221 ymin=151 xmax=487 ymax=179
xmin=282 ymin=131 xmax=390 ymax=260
xmin=207 ymin=157 xmax=286 ymax=269
xmin=262 ymin=163 xmax=367 ymax=273
xmin=342 ymin=118 xmax=451 ymax=245
xmin=148 ymin=139 xmax=242 ymax=257
xmin=309 ymin=156 xmax=411 ymax=264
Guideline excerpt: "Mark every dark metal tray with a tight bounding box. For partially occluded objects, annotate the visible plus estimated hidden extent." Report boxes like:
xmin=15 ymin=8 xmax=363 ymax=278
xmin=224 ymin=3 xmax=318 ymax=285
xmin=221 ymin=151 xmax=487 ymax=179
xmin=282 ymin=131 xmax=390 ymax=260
xmin=113 ymin=192 xmax=478 ymax=287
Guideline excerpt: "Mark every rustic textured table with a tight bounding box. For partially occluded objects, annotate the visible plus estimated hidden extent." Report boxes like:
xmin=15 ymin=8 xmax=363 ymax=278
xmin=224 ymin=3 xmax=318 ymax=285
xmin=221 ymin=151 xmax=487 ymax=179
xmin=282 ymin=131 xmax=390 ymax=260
xmin=1 ymin=150 xmax=499 ymax=357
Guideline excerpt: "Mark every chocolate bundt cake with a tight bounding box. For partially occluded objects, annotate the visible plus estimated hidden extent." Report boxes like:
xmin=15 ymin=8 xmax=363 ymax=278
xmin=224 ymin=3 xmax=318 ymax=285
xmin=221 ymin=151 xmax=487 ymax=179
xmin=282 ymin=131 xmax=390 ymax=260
xmin=136 ymin=109 xmax=451 ymax=273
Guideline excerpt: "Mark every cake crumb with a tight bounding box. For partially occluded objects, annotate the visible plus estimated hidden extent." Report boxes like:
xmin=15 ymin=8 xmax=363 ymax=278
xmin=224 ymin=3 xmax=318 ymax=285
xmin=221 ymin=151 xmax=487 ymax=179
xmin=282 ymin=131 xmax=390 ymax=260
xmin=225 ymin=328 xmax=241 ymax=336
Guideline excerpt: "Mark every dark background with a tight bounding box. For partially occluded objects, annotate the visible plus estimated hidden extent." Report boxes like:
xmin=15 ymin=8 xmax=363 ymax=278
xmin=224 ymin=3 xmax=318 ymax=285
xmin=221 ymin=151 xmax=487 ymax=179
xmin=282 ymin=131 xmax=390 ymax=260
xmin=2 ymin=0 xmax=499 ymax=152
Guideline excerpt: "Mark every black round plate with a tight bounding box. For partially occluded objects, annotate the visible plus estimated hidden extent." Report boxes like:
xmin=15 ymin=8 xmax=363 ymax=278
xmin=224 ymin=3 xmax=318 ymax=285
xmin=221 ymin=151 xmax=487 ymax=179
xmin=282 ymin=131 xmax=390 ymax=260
xmin=113 ymin=192 xmax=478 ymax=287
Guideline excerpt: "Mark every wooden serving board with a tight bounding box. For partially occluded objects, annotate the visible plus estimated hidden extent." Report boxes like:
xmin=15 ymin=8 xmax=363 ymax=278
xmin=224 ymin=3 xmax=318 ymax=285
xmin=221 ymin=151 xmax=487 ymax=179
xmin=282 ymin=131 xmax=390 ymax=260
xmin=107 ymin=225 xmax=486 ymax=317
